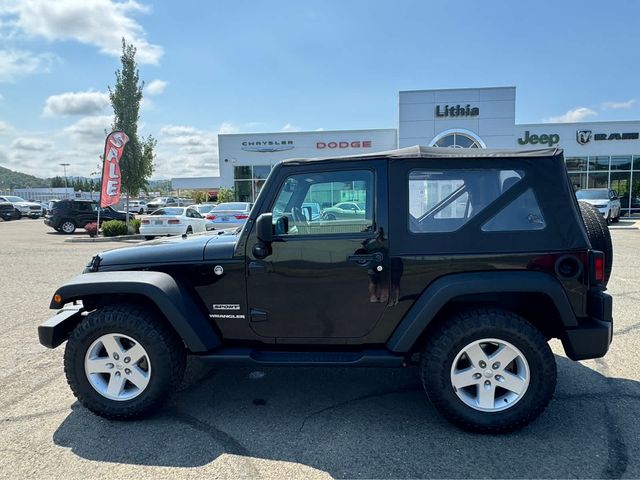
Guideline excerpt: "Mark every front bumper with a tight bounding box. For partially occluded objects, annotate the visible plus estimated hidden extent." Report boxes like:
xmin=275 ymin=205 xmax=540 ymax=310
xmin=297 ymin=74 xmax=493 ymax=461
xmin=38 ymin=306 xmax=84 ymax=348
xmin=562 ymin=290 xmax=613 ymax=361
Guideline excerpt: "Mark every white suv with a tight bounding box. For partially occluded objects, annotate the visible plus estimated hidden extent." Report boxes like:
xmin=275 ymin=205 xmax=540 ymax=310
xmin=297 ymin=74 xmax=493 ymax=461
xmin=0 ymin=195 xmax=43 ymax=219
xmin=575 ymin=188 xmax=621 ymax=223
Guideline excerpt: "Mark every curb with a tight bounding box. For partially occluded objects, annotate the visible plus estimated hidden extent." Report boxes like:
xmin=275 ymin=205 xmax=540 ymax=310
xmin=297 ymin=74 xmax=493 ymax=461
xmin=64 ymin=234 xmax=147 ymax=243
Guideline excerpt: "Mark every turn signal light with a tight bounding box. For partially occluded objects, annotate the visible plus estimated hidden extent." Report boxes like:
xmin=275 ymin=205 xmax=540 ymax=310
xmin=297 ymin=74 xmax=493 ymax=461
xmin=168 ymin=219 xmax=181 ymax=224
xmin=53 ymin=294 xmax=62 ymax=304
xmin=206 ymin=214 xmax=216 ymax=220
xmin=234 ymin=214 xmax=249 ymax=220
xmin=141 ymin=219 xmax=149 ymax=224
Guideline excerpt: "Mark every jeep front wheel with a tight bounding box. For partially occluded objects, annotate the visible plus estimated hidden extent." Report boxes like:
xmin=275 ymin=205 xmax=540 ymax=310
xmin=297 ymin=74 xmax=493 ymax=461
xmin=421 ymin=308 xmax=556 ymax=433
xmin=64 ymin=304 xmax=186 ymax=420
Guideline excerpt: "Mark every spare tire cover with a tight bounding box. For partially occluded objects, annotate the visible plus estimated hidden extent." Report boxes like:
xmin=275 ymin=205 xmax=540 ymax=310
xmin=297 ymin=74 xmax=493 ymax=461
xmin=578 ymin=201 xmax=613 ymax=285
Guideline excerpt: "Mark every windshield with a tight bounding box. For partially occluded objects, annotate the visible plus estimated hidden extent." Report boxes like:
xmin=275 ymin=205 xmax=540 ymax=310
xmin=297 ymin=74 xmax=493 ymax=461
xmin=576 ymin=189 xmax=608 ymax=200
xmin=5 ymin=196 xmax=26 ymax=202
xmin=214 ymin=202 xmax=248 ymax=211
xmin=151 ymin=207 xmax=184 ymax=216
xmin=196 ymin=205 xmax=214 ymax=214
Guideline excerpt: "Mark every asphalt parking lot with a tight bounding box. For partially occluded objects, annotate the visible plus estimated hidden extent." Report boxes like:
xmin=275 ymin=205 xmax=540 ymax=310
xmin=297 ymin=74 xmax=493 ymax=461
xmin=0 ymin=219 xmax=639 ymax=479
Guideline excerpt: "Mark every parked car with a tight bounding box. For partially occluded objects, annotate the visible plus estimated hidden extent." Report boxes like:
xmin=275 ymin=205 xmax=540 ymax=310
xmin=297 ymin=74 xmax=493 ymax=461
xmin=145 ymin=196 xmax=186 ymax=212
xmin=0 ymin=195 xmax=43 ymax=219
xmin=575 ymin=188 xmax=621 ymax=223
xmin=40 ymin=146 xmax=612 ymax=433
xmin=191 ymin=204 xmax=217 ymax=230
xmin=140 ymin=206 xmax=206 ymax=239
xmin=203 ymin=202 xmax=252 ymax=230
xmin=321 ymin=201 xmax=366 ymax=220
xmin=125 ymin=200 xmax=147 ymax=214
xmin=44 ymin=199 xmax=133 ymax=234
xmin=0 ymin=201 xmax=15 ymax=220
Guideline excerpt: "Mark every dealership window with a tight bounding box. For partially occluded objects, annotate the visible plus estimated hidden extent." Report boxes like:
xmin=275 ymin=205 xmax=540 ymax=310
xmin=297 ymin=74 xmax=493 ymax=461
xmin=233 ymin=165 xmax=273 ymax=202
xmin=588 ymin=156 xmax=610 ymax=171
xmin=565 ymin=157 xmax=587 ymax=171
xmin=566 ymin=154 xmax=640 ymax=216
xmin=429 ymin=129 xmax=486 ymax=149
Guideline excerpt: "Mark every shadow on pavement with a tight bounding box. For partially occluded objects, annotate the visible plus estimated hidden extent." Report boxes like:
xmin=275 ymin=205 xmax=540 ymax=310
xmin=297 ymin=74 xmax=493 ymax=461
xmin=52 ymin=356 xmax=639 ymax=478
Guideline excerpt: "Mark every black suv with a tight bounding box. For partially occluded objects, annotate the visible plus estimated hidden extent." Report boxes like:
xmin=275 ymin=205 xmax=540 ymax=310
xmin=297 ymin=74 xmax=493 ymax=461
xmin=0 ymin=201 xmax=15 ymax=220
xmin=39 ymin=147 xmax=613 ymax=432
xmin=44 ymin=199 xmax=132 ymax=234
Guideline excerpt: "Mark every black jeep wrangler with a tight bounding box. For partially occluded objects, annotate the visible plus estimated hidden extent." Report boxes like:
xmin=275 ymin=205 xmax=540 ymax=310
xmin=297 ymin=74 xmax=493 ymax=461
xmin=39 ymin=146 xmax=613 ymax=433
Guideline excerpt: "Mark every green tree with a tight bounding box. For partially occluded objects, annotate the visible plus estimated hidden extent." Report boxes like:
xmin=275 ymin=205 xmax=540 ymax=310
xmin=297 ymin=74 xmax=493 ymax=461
xmin=216 ymin=188 xmax=235 ymax=203
xmin=109 ymin=39 xmax=156 ymax=211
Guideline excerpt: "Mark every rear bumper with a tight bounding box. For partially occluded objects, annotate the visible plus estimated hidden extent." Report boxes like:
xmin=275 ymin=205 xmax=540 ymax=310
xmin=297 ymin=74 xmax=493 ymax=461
xmin=562 ymin=290 xmax=613 ymax=361
xmin=38 ymin=306 xmax=84 ymax=348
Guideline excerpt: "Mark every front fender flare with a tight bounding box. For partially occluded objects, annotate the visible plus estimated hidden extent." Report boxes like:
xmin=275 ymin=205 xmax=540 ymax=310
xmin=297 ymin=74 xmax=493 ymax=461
xmin=50 ymin=271 xmax=220 ymax=352
xmin=386 ymin=271 xmax=578 ymax=353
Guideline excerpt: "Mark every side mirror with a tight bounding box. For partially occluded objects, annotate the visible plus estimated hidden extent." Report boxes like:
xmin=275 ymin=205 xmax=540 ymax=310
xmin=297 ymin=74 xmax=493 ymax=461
xmin=256 ymin=213 xmax=273 ymax=243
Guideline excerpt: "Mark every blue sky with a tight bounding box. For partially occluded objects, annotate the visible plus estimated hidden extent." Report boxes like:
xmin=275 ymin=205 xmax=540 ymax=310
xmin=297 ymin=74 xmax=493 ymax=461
xmin=0 ymin=0 xmax=638 ymax=179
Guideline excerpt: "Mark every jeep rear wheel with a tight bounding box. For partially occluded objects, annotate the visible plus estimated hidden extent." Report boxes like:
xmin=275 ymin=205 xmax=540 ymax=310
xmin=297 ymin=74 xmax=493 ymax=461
xmin=64 ymin=304 xmax=186 ymax=420
xmin=421 ymin=308 xmax=556 ymax=433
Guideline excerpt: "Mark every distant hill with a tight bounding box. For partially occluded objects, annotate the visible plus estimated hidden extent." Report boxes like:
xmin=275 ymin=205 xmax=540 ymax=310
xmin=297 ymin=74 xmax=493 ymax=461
xmin=0 ymin=165 xmax=50 ymax=189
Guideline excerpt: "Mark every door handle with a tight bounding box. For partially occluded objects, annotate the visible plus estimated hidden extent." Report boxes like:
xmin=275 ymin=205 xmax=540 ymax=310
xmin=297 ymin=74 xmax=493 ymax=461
xmin=347 ymin=253 xmax=383 ymax=265
xmin=249 ymin=261 xmax=266 ymax=275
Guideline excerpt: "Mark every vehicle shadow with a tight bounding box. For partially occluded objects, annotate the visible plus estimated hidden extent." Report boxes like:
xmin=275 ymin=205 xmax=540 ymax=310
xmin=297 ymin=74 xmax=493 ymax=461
xmin=52 ymin=356 xmax=639 ymax=478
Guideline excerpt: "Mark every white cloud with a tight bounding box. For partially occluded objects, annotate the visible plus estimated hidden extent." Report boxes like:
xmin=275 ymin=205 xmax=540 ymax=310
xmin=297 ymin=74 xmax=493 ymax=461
xmin=43 ymin=90 xmax=110 ymax=117
xmin=0 ymin=49 xmax=56 ymax=82
xmin=218 ymin=121 xmax=239 ymax=135
xmin=545 ymin=107 xmax=597 ymax=123
xmin=1 ymin=0 xmax=163 ymax=65
xmin=63 ymin=115 xmax=112 ymax=144
xmin=11 ymin=137 xmax=53 ymax=151
xmin=601 ymin=99 xmax=636 ymax=110
xmin=0 ymin=120 xmax=14 ymax=135
xmin=145 ymin=79 xmax=167 ymax=95
xmin=281 ymin=123 xmax=300 ymax=132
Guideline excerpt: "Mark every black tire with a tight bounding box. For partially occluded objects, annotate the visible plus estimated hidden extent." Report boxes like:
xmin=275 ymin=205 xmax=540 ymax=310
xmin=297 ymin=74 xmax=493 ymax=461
xmin=421 ymin=308 xmax=557 ymax=433
xmin=144 ymin=236 xmax=155 ymax=241
xmin=64 ymin=303 xmax=186 ymax=420
xmin=578 ymin=201 xmax=613 ymax=285
xmin=13 ymin=209 xmax=21 ymax=220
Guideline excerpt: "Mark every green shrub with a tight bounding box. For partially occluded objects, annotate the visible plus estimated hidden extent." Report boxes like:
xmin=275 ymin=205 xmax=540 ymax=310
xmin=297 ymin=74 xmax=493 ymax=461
xmin=128 ymin=218 xmax=141 ymax=235
xmin=102 ymin=220 xmax=128 ymax=237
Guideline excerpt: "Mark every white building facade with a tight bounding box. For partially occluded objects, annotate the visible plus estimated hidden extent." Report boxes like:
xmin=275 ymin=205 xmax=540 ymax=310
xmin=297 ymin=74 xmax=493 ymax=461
xmin=216 ymin=86 xmax=640 ymax=213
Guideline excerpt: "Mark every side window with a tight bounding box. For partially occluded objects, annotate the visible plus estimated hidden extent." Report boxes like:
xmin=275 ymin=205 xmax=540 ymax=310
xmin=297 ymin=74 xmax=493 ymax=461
xmin=408 ymin=169 xmax=523 ymax=233
xmin=271 ymin=170 xmax=374 ymax=235
xmin=77 ymin=202 xmax=91 ymax=212
xmin=482 ymin=189 xmax=546 ymax=231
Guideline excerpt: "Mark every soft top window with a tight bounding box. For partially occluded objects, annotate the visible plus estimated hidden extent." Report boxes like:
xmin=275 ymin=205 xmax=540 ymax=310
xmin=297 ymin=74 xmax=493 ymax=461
xmin=408 ymin=169 xmax=523 ymax=233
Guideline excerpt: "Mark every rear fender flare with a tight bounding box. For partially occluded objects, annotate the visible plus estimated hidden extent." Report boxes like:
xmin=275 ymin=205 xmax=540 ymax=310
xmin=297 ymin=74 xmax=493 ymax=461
xmin=386 ymin=271 xmax=578 ymax=353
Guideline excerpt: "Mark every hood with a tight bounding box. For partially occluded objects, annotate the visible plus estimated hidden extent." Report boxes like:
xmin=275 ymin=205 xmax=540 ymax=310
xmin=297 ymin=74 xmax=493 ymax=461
xmin=95 ymin=231 xmax=239 ymax=269
xmin=578 ymin=198 xmax=609 ymax=206
xmin=15 ymin=201 xmax=40 ymax=207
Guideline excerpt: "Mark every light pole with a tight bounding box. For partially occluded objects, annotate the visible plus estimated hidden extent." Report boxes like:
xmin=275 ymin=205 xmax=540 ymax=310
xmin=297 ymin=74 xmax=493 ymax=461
xmin=60 ymin=163 xmax=70 ymax=198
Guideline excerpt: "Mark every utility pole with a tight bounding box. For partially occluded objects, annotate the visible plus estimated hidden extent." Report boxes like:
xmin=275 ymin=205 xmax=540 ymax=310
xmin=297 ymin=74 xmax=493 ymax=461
xmin=60 ymin=163 xmax=70 ymax=198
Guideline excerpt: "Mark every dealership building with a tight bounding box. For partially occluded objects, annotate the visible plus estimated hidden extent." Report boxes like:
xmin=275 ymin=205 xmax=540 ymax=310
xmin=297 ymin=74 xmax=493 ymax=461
xmin=215 ymin=86 xmax=640 ymax=214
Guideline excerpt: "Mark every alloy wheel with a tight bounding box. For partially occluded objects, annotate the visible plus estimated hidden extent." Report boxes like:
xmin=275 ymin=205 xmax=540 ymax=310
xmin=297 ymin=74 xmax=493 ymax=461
xmin=84 ymin=333 xmax=152 ymax=401
xmin=450 ymin=338 xmax=530 ymax=412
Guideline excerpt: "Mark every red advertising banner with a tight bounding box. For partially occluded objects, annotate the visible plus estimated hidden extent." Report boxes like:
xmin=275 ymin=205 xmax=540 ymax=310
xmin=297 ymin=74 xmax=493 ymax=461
xmin=100 ymin=131 xmax=129 ymax=208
